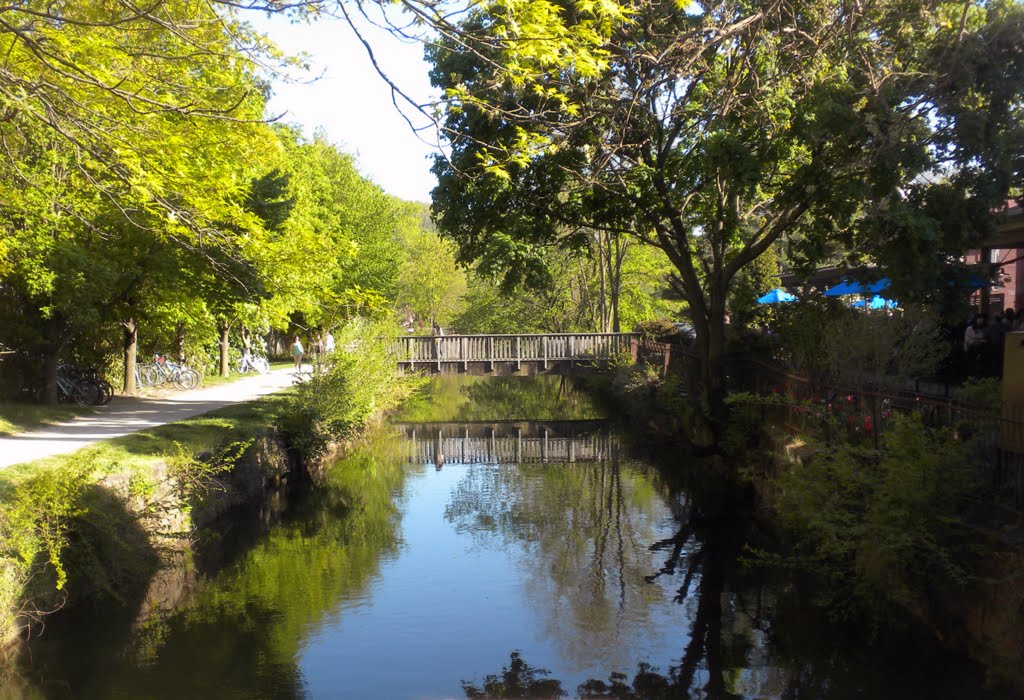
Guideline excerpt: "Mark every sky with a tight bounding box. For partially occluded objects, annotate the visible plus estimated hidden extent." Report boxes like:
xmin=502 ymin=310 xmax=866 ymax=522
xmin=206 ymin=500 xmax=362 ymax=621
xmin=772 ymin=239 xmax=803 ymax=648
xmin=248 ymin=10 xmax=442 ymax=204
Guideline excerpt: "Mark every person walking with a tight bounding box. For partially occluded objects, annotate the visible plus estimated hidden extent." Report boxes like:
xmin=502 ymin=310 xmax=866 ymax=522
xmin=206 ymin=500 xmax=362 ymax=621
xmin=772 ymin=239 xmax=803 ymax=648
xmin=291 ymin=335 xmax=304 ymax=372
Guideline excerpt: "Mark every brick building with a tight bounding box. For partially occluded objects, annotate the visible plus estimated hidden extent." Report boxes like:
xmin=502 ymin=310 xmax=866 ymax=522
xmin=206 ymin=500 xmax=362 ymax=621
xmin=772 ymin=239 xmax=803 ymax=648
xmin=965 ymin=200 xmax=1024 ymax=314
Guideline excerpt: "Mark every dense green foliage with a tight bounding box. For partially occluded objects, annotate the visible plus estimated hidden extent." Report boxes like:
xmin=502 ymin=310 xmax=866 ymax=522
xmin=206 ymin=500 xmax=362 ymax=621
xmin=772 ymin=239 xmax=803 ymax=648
xmin=0 ymin=2 xmax=449 ymax=399
xmin=769 ymin=414 xmax=978 ymax=623
xmin=285 ymin=319 xmax=424 ymax=459
xmin=452 ymin=243 xmax=682 ymax=334
xmin=429 ymin=0 xmax=1024 ymax=428
xmin=768 ymin=301 xmax=947 ymax=386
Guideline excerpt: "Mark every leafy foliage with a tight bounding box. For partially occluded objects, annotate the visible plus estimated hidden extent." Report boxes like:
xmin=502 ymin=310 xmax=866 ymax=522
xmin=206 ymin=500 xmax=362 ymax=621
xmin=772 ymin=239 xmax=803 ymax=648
xmin=429 ymin=0 xmax=1024 ymax=426
xmin=770 ymin=414 xmax=978 ymax=621
xmin=285 ymin=319 xmax=423 ymax=459
xmin=771 ymin=302 xmax=947 ymax=385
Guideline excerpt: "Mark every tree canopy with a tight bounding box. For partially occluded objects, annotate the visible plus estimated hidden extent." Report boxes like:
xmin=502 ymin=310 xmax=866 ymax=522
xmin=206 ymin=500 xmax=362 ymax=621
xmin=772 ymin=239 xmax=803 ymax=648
xmin=429 ymin=0 xmax=1024 ymax=428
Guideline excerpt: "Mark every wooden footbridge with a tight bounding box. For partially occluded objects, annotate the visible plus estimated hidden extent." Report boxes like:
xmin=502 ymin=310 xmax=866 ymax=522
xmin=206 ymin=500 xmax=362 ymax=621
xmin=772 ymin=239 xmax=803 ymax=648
xmin=393 ymin=333 xmax=637 ymax=376
xmin=394 ymin=420 xmax=622 ymax=466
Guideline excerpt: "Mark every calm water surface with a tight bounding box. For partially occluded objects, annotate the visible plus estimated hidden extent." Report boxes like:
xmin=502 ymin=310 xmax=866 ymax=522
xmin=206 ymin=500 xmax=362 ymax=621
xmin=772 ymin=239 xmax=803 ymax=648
xmin=17 ymin=377 xmax=1006 ymax=698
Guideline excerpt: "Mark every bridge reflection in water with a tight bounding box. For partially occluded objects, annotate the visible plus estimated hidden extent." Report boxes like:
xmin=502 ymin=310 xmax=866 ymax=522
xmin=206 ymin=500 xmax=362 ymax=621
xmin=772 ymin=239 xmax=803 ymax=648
xmin=393 ymin=420 xmax=621 ymax=466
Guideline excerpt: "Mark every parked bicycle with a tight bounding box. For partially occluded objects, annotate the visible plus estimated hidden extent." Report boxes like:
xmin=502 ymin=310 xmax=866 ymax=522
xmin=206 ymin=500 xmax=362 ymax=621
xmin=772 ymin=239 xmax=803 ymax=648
xmin=22 ymin=363 xmax=113 ymax=405
xmin=135 ymin=354 xmax=201 ymax=390
xmin=238 ymin=350 xmax=270 ymax=375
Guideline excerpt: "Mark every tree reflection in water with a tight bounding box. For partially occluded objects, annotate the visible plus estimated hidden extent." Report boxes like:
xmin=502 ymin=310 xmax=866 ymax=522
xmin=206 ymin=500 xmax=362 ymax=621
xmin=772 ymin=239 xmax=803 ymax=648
xmin=462 ymin=651 xmax=566 ymax=699
xmin=450 ymin=454 xmax=999 ymax=700
xmin=444 ymin=453 xmax=680 ymax=672
xmin=18 ymin=429 xmax=414 ymax=699
xmin=396 ymin=376 xmax=606 ymax=423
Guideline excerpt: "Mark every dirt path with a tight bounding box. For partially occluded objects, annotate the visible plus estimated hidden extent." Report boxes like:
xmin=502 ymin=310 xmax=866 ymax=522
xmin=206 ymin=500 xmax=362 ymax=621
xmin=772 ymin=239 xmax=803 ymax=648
xmin=0 ymin=368 xmax=299 ymax=470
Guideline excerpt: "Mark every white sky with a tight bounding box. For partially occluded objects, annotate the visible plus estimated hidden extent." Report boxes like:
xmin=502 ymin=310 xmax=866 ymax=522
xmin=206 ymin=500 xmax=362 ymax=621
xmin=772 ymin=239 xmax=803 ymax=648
xmin=248 ymin=10 xmax=441 ymax=204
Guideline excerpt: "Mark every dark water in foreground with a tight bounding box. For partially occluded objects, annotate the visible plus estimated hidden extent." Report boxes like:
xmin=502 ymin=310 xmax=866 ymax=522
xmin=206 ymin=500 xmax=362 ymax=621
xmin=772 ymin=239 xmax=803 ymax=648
xmin=13 ymin=377 xmax=1009 ymax=698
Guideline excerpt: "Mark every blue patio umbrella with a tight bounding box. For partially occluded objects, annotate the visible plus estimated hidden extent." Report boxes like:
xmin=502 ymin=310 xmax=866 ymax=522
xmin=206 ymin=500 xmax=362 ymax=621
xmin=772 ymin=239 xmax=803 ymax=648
xmin=850 ymin=295 xmax=898 ymax=309
xmin=824 ymin=277 xmax=891 ymax=296
xmin=757 ymin=288 xmax=798 ymax=304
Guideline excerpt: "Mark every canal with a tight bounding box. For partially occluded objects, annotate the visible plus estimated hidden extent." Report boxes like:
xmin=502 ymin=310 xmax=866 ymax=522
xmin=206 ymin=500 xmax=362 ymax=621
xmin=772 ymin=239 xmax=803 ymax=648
xmin=14 ymin=377 xmax=1008 ymax=698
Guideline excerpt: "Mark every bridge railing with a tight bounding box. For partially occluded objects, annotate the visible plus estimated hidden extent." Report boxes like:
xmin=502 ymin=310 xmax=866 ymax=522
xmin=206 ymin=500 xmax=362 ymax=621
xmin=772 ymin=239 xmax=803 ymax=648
xmin=394 ymin=333 xmax=636 ymax=369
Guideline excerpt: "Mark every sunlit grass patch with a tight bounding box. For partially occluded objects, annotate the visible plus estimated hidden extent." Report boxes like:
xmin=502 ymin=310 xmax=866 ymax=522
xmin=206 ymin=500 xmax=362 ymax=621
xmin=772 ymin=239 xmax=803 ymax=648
xmin=0 ymin=402 xmax=92 ymax=437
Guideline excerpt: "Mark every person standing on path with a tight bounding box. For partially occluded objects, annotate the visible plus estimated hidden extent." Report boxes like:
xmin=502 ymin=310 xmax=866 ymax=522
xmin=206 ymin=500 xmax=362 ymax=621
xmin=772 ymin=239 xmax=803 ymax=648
xmin=291 ymin=335 xmax=304 ymax=372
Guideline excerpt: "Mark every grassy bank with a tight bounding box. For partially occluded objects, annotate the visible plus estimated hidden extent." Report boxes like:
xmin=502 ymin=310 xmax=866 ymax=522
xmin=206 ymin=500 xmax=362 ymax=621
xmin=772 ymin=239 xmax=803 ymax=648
xmin=0 ymin=389 xmax=299 ymax=649
xmin=0 ymin=403 xmax=93 ymax=437
xmin=0 ymin=321 xmax=421 ymax=651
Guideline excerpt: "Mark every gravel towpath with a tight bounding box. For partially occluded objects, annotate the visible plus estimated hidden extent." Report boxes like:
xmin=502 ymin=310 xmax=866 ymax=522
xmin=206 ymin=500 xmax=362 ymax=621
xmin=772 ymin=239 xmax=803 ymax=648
xmin=0 ymin=368 xmax=299 ymax=470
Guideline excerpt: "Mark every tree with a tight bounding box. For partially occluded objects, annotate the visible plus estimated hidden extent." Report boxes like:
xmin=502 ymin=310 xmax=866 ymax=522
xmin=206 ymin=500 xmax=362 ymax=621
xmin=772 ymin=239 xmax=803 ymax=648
xmin=727 ymin=245 xmax=781 ymax=329
xmin=0 ymin=0 xmax=280 ymax=397
xmin=396 ymin=230 xmax=468 ymax=328
xmin=429 ymin=0 xmax=1024 ymax=437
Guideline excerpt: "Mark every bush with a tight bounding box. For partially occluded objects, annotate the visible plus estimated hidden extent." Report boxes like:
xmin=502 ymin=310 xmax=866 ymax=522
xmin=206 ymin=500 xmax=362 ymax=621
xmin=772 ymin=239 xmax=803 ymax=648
xmin=284 ymin=318 xmax=423 ymax=459
xmin=770 ymin=413 xmax=977 ymax=622
xmin=953 ymin=377 xmax=1002 ymax=414
xmin=632 ymin=318 xmax=682 ymax=343
xmin=771 ymin=301 xmax=946 ymax=386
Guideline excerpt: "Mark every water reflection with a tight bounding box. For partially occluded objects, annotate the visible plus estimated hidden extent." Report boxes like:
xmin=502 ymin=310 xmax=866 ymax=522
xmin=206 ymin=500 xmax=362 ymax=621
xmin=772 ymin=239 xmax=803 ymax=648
xmin=15 ymin=377 xmax=1008 ymax=699
xmin=19 ymin=430 xmax=412 ymax=699
xmin=395 ymin=420 xmax=619 ymax=465
xmin=443 ymin=456 xmax=682 ymax=673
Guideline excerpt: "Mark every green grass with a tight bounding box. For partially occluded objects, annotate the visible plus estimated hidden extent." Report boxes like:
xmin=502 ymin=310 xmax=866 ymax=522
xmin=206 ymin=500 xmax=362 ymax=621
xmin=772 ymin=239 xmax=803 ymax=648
xmin=0 ymin=402 xmax=93 ymax=437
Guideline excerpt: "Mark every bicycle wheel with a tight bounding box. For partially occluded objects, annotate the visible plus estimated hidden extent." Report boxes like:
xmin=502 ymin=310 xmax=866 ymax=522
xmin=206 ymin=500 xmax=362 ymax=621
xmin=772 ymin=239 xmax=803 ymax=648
xmin=71 ymin=379 xmax=101 ymax=406
xmin=254 ymin=357 xmax=270 ymax=374
xmin=173 ymin=368 xmax=199 ymax=390
xmin=138 ymin=364 xmax=159 ymax=386
xmin=96 ymin=379 xmax=114 ymax=405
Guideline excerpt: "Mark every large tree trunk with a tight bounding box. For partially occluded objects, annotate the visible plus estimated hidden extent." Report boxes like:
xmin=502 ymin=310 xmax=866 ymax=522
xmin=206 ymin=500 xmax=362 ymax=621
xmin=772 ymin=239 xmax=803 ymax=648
xmin=41 ymin=314 xmax=70 ymax=405
xmin=688 ymin=289 xmax=730 ymax=444
xmin=609 ymin=235 xmax=626 ymax=334
xmin=122 ymin=318 xmax=138 ymax=396
xmin=218 ymin=321 xmax=230 ymax=378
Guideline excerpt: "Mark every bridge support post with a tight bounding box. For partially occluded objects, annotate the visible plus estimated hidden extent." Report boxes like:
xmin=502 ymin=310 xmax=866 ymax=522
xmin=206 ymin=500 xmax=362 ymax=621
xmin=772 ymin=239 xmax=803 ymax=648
xmin=543 ymin=335 xmax=548 ymax=370
xmin=569 ymin=336 xmax=575 ymax=370
xmin=435 ymin=337 xmax=441 ymax=373
xmin=515 ymin=336 xmax=521 ymax=372
xmin=488 ymin=336 xmax=494 ymax=374
xmin=461 ymin=337 xmax=468 ymax=372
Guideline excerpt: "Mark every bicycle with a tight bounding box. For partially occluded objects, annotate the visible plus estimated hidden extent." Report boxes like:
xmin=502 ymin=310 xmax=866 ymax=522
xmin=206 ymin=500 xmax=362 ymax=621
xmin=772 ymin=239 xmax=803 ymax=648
xmin=238 ymin=351 xmax=270 ymax=375
xmin=24 ymin=363 xmax=109 ymax=405
xmin=136 ymin=355 xmax=201 ymax=390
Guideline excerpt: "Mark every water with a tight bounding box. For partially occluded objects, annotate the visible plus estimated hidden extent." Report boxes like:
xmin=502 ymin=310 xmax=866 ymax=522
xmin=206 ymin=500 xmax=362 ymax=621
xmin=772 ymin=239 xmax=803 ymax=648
xmin=13 ymin=377 xmax=1009 ymax=698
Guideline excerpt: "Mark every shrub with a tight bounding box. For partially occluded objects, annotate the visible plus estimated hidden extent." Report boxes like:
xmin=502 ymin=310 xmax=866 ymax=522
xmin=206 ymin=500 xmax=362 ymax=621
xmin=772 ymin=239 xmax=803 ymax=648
xmin=285 ymin=318 xmax=423 ymax=459
xmin=633 ymin=318 xmax=682 ymax=343
xmin=770 ymin=413 xmax=977 ymax=622
xmin=953 ymin=377 xmax=1002 ymax=414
